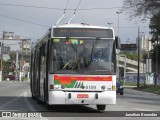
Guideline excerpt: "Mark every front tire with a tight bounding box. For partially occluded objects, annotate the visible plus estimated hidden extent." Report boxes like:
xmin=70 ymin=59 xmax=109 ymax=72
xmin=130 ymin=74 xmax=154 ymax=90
xmin=31 ymin=93 xmax=36 ymax=99
xmin=96 ymin=105 xmax=106 ymax=111
xmin=120 ymin=92 xmax=123 ymax=95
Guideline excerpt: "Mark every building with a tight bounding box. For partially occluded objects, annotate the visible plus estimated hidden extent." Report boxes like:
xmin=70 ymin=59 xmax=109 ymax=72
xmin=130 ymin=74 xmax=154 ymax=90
xmin=120 ymin=43 xmax=137 ymax=53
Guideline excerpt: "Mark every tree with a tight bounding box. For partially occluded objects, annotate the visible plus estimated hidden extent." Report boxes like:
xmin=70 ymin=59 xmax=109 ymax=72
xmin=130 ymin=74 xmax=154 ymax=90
xmin=122 ymin=0 xmax=160 ymax=86
xmin=149 ymin=12 xmax=160 ymax=42
xmin=122 ymin=0 xmax=160 ymax=19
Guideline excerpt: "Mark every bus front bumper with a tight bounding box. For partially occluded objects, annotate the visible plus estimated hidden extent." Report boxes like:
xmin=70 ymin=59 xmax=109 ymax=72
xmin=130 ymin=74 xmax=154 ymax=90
xmin=48 ymin=90 xmax=116 ymax=105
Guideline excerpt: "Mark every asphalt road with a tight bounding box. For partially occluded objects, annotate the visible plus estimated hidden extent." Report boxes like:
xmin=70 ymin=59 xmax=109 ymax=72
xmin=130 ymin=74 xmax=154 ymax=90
xmin=0 ymin=81 xmax=159 ymax=120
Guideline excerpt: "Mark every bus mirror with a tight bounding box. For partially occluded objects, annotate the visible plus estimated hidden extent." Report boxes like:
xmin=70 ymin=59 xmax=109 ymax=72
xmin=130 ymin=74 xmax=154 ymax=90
xmin=115 ymin=36 xmax=121 ymax=49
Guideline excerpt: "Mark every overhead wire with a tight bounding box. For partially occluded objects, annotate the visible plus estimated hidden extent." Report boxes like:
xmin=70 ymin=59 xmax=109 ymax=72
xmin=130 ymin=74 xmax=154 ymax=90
xmin=0 ymin=3 xmax=63 ymax=11
xmin=0 ymin=2 xmax=122 ymax=11
xmin=55 ymin=0 xmax=70 ymax=26
xmin=68 ymin=0 xmax=82 ymax=23
xmin=0 ymin=14 xmax=49 ymax=28
xmin=75 ymin=0 xmax=82 ymax=12
xmin=64 ymin=0 xmax=69 ymax=11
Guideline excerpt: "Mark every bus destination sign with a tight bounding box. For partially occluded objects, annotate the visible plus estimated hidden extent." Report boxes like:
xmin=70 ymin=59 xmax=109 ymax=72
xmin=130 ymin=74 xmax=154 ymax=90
xmin=53 ymin=28 xmax=113 ymax=38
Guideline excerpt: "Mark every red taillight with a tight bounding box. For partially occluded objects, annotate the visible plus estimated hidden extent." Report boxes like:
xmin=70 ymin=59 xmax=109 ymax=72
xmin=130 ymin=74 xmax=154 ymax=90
xmin=50 ymin=84 xmax=54 ymax=89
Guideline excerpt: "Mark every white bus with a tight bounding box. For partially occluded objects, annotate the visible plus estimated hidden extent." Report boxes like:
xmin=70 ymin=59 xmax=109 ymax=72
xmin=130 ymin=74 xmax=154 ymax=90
xmin=30 ymin=23 xmax=120 ymax=111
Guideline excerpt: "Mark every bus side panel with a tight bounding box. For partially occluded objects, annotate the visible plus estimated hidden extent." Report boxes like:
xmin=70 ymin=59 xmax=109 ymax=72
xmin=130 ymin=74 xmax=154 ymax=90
xmin=32 ymin=50 xmax=37 ymax=97
xmin=44 ymin=40 xmax=50 ymax=102
xmin=39 ymin=44 xmax=46 ymax=102
xmin=35 ymin=49 xmax=40 ymax=99
xmin=30 ymin=52 xmax=34 ymax=96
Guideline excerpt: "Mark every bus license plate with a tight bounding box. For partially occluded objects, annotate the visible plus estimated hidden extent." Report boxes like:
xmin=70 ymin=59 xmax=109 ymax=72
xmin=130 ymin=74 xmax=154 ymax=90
xmin=77 ymin=94 xmax=89 ymax=98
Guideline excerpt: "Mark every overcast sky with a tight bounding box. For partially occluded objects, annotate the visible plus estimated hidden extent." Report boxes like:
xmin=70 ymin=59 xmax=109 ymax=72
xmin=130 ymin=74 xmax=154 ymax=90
xmin=0 ymin=0 xmax=150 ymax=45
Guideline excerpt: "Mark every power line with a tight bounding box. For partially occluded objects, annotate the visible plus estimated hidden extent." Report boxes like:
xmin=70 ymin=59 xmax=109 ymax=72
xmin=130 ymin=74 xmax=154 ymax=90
xmin=114 ymin=26 xmax=149 ymax=29
xmin=67 ymin=0 xmax=82 ymax=24
xmin=0 ymin=3 xmax=63 ymax=11
xmin=65 ymin=0 xmax=70 ymax=11
xmin=75 ymin=7 xmax=122 ymax=11
xmin=75 ymin=0 xmax=82 ymax=12
xmin=0 ymin=14 xmax=49 ymax=28
xmin=0 ymin=2 xmax=122 ymax=11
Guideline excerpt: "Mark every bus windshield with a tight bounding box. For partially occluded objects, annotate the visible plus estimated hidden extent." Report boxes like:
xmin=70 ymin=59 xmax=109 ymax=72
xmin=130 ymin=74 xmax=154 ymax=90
xmin=50 ymin=38 xmax=116 ymax=75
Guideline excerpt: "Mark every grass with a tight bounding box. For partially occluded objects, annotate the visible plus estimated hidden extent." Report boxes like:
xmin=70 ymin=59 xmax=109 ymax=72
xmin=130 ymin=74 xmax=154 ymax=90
xmin=122 ymin=82 xmax=160 ymax=95
xmin=134 ymin=85 xmax=160 ymax=95
xmin=123 ymin=82 xmax=144 ymax=86
xmin=22 ymin=77 xmax=29 ymax=81
xmin=123 ymin=82 xmax=137 ymax=86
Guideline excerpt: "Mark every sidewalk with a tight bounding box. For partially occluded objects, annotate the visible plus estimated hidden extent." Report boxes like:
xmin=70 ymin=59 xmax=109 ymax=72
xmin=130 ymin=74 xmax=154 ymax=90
xmin=0 ymin=79 xmax=30 ymax=83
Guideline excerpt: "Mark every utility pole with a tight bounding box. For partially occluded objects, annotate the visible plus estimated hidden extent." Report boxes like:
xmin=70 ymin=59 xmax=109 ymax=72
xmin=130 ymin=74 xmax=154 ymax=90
xmin=0 ymin=41 xmax=2 ymax=82
xmin=116 ymin=11 xmax=122 ymax=79
xmin=137 ymin=26 xmax=140 ymax=88
xmin=124 ymin=55 xmax=126 ymax=83
xmin=155 ymin=37 xmax=158 ymax=86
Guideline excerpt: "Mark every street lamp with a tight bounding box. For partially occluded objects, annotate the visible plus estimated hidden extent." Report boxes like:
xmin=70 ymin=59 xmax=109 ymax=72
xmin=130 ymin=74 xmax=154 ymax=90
xmin=116 ymin=11 xmax=122 ymax=79
xmin=155 ymin=35 xmax=159 ymax=86
xmin=116 ymin=12 xmax=122 ymax=38
xmin=137 ymin=26 xmax=140 ymax=88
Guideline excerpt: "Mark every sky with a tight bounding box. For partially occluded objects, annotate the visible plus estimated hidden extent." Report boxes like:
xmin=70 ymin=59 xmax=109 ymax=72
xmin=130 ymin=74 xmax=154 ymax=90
xmin=0 ymin=0 xmax=150 ymax=47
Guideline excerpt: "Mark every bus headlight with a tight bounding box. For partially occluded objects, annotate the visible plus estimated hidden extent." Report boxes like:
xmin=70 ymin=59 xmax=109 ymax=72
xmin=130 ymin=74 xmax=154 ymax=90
xmin=61 ymin=85 xmax=66 ymax=89
xmin=107 ymin=85 xmax=112 ymax=90
xmin=101 ymin=85 xmax=106 ymax=90
xmin=54 ymin=85 xmax=61 ymax=89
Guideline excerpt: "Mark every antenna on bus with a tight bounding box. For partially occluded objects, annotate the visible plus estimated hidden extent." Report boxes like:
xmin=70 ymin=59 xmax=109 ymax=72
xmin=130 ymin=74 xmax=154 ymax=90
xmin=67 ymin=11 xmax=76 ymax=24
xmin=55 ymin=11 xmax=66 ymax=26
xmin=67 ymin=0 xmax=82 ymax=24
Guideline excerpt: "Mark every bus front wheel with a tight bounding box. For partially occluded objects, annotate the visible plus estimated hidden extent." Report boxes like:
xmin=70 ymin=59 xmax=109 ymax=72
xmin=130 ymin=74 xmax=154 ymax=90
xmin=96 ymin=105 xmax=106 ymax=111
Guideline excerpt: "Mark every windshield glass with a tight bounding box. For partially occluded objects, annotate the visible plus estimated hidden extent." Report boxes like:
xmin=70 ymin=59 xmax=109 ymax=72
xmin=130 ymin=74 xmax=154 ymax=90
xmin=50 ymin=38 xmax=116 ymax=75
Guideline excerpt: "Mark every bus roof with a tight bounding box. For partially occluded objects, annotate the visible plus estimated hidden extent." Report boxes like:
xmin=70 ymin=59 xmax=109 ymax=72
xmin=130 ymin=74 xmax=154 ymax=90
xmin=52 ymin=23 xmax=113 ymax=30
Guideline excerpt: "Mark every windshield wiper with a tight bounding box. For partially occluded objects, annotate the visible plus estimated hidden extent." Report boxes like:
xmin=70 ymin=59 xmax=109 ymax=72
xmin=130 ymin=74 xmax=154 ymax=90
xmin=66 ymin=38 xmax=78 ymax=59
xmin=90 ymin=38 xmax=98 ymax=61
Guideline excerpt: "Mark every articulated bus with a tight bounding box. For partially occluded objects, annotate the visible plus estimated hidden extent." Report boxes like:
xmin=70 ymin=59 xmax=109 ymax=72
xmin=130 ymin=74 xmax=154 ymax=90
xmin=30 ymin=23 xmax=120 ymax=111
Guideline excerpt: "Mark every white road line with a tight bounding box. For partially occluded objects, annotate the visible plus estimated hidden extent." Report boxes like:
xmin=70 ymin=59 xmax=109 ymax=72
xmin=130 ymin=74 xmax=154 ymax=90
xmin=0 ymin=93 xmax=25 ymax=109
xmin=133 ymin=107 xmax=153 ymax=111
xmin=24 ymin=92 xmax=49 ymax=120
xmin=23 ymin=92 xmax=37 ymax=111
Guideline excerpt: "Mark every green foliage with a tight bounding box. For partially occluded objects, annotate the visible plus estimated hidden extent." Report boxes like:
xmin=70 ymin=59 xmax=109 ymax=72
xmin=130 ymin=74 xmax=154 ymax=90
xmin=120 ymin=52 xmax=138 ymax=61
xmin=122 ymin=0 xmax=160 ymax=66
xmin=127 ymin=53 xmax=138 ymax=61
xmin=22 ymin=77 xmax=29 ymax=81
xmin=135 ymin=85 xmax=160 ymax=95
xmin=149 ymin=44 xmax=160 ymax=63
xmin=2 ymin=61 xmax=14 ymax=78
xmin=149 ymin=12 xmax=160 ymax=43
xmin=122 ymin=0 xmax=160 ymax=19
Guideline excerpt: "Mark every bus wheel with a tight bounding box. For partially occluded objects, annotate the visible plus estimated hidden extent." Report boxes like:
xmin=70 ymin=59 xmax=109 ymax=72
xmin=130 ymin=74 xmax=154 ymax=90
xmin=31 ymin=93 xmax=36 ymax=99
xmin=46 ymin=104 xmax=53 ymax=110
xmin=96 ymin=105 xmax=106 ymax=111
xmin=37 ymin=98 xmax=42 ymax=104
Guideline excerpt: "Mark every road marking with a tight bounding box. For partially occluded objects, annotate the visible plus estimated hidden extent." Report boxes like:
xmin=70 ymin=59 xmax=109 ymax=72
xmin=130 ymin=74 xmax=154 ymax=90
xmin=133 ymin=107 xmax=153 ymax=111
xmin=0 ymin=93 xmax=25 ymax=109
xmin=24 ymin=92 xmax=49 ymax=120
xmin=24 ymin=92 xmax=37 ymax=111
